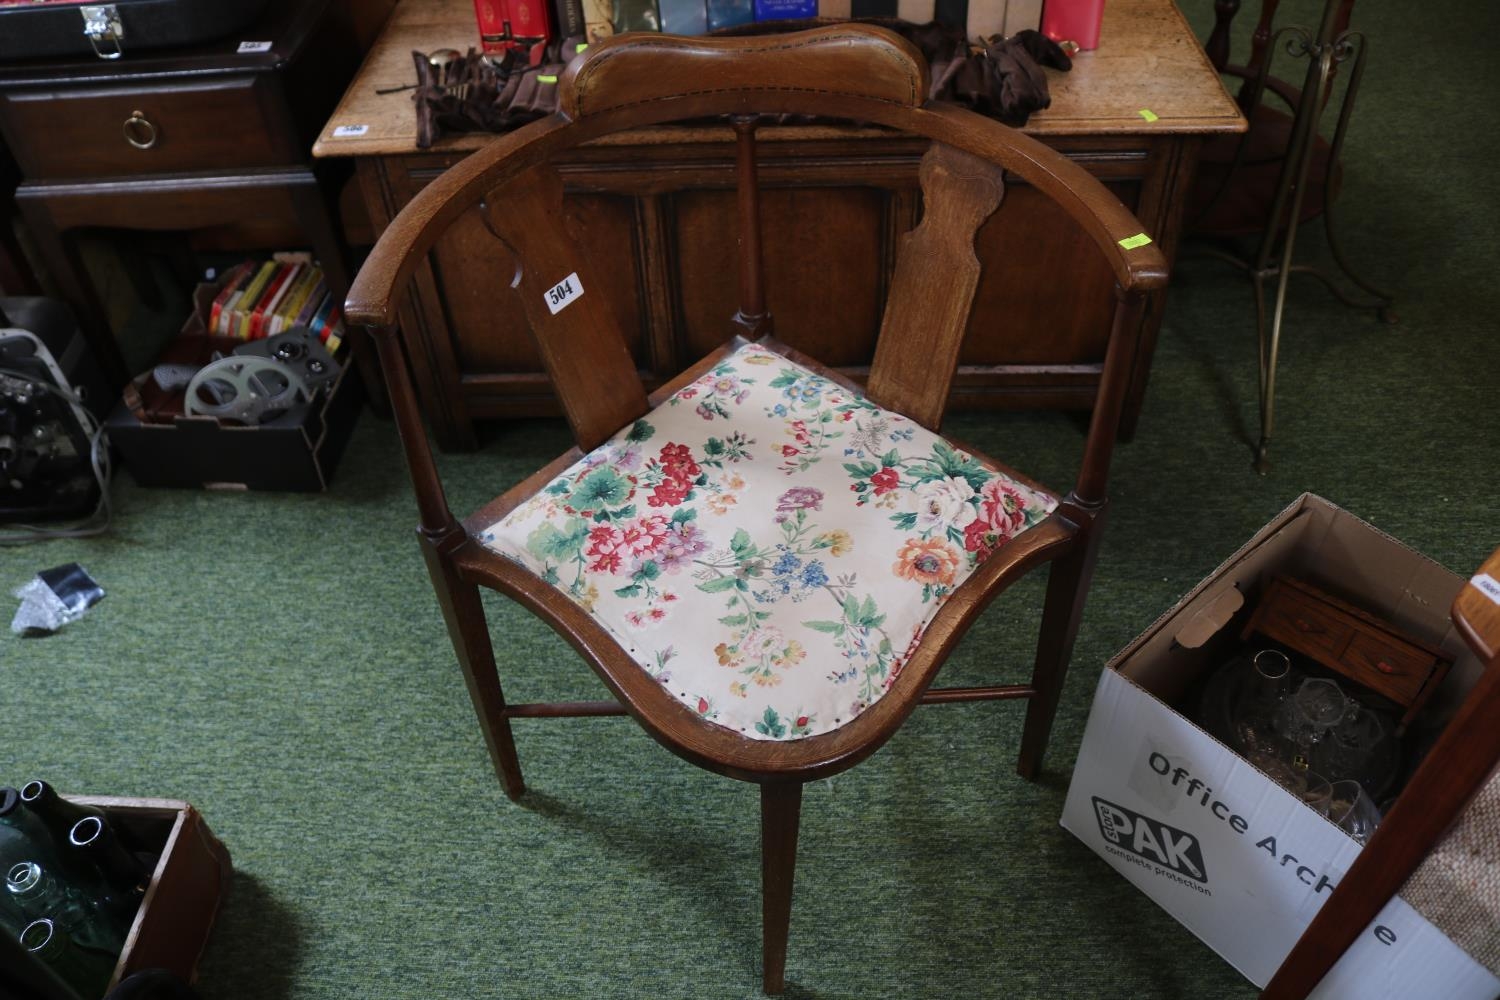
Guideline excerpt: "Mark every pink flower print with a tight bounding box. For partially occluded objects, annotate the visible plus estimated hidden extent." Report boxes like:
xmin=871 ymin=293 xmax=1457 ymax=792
xmin=585 ymin=525 xmax=626 ymax=573
xmin=619 ymin=515 xmax=669 ymax=558
xmin=776 ymin=486 xmax=824 ymax=512
xmin=653 ymin=522 xmax=710 ymax=573
xmin=979 ymin=480 xmax=1029 ymax=536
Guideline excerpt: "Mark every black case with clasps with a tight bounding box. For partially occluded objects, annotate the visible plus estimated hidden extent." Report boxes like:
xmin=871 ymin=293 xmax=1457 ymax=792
xmin=0 ymin=0 xmax=268 ymax=62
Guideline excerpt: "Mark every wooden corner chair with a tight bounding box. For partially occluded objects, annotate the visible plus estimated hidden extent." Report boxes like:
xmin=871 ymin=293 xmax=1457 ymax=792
xmin=1262 ymin=546 xmax=1500 ymax=999
xmin=346 ymin=25 xmax=1166 ymax=993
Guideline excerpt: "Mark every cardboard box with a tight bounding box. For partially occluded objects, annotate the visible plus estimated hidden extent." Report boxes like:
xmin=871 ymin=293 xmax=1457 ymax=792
xmin=106 ymin=283 xmax=360 ymax=492
xmin=1061 ymin=494 xmax=1500 ymax=998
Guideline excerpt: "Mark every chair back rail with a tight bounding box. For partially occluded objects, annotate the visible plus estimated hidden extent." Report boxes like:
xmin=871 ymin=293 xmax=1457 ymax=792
xmin=345 ymin=28 xmax=1166 ymax=335
xmin=559 ymin=25 xmax=930 ymax=119
xmin=865 ymin=142 xmax=1006 ymax=431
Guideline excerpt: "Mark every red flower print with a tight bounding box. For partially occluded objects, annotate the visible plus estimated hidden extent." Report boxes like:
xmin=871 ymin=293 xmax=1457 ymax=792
xmin=871 ymin=466 xmax=900 ymax=495
xmin=781 ymin=445 xmax=800 ymax=458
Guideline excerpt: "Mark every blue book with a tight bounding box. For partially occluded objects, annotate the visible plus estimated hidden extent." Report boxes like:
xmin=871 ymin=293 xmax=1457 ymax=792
xmin=754 ymin=0 xmax=817 ymax=19
xmin=660 ymin=0 xmax=709 ymax=33
xmin=706 ymin=0 xmax=754 ymax=30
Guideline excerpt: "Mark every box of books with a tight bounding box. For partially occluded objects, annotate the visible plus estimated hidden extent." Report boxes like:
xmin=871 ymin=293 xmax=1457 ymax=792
xmin=106 ymin=258 xmax=361 ymax=491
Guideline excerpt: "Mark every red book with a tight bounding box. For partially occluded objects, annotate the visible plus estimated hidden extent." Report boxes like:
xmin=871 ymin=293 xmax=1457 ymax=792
xmin=473 ymin=0 xmax=509 ymax=54
xmin=474 ymin=0 xmax=552 ymax=65
xmin=248 ymin=263 xmax=296 ymax=341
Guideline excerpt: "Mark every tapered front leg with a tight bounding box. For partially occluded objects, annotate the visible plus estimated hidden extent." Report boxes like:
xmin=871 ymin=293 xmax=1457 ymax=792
xmin=760 ymin=781 xmax=803 ymax=994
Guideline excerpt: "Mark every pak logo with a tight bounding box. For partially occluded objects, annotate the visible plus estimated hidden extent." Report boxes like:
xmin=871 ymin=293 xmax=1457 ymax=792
xmin=1092 ymin=797 xmax=1208 ymax=884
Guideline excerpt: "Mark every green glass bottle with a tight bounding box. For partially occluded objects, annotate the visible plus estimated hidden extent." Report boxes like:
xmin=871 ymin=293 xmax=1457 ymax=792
xmin=0 ymin=787 xmax=63 ymax=885
xmin=19 ymin=917 xmax=116 ymax=999
xmin=7 ymin=861 xmax=126 ymax=957
xmin=18 ymin=781 xmax=104 ymax=855
xmin=67 ymin=816 xmax=148 ymax=927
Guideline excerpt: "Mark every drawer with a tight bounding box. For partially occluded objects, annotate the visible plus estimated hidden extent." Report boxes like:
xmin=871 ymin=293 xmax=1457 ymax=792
xmin=0 ymin=76 xmax=298 ymax=179
xmin=1255 ymin=592 xmax=1352 ymax=661
xmin=1339 ymin=630 xmax=1436 ymax=706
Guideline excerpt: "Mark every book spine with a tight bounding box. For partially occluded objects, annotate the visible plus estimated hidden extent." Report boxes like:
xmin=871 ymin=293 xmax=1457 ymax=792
xmin=706 ymin=0 xmax=754 ymax=30
xmin=510 ymin=0 xmax=554 ymax=44
xmin=208 ymin=261 xmax=254 ymax=335
xmin=755 ymin=0 xmax=817 ymax=20
xmin=658 ymin=0 xmax=706 ymax=32
xmin=294 ymin=279 xmax=329 ymax=331
xmin=612 ymin=0 xmax=662 ymax=31
xmin=474 ymin=0 xmax=510 ymax=53
xmin=966 ymin=0 xmax=1005 ymax=41
xmin=253 ymin=263 xmax=301 ymax=341
xmin=896 ymin=0 xmax=934 ymax=22
xmin=554 ymin=0 xmax=586 ymax=37
xmin=229 ymin=261 xmax=278 ymax=340
xmin=1001 ymin=0 xmax=1041 ymax=35
xmin=933 ymin=0 xmax=966 ymax=31
xmin=582 ymin=0 xmax=615 ymax=42
xmin=273 ymin=268 xmax=320 ymax=337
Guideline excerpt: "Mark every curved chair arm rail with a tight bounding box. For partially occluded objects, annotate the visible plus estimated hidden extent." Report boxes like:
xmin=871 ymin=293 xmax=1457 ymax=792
xmin=345 ymin=25 xmax=1169 ymax=330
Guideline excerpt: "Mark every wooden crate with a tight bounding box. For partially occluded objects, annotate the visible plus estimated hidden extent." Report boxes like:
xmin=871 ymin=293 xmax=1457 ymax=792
xmin=66 ymin=796 xmax=233 ymax=994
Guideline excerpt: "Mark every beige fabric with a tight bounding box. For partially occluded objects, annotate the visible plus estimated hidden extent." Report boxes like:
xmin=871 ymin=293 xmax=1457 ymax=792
xmin=1401 ymin=765 xmax=1500 ymax=976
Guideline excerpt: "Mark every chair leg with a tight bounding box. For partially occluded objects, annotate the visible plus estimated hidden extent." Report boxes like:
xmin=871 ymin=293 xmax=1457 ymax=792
xmin=1016 ymin=511 xmax=1107 ymax=781
xmin=760 ymin=781 xmax=803 ymax=995
xmin=419 ymin=534 xmax=527 ymax=800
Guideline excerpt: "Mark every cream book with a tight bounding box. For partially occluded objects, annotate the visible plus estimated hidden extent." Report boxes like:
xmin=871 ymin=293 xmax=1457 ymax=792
xmin=966 ymin=0 xmax=1005 ymax=42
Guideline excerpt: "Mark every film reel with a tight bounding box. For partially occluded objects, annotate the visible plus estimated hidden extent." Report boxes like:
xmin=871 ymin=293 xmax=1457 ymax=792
xmin=234 ymin=328 xmax=339 ymax=392
xmin=184 ymin=355 xmax=309 ymax=424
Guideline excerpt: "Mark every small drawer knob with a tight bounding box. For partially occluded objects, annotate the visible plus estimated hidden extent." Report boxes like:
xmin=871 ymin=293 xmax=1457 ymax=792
xmin=123 ymin=110 xmax=158 ymax=150
xmin=1375 ymin=660 xmax=1396 ymax=674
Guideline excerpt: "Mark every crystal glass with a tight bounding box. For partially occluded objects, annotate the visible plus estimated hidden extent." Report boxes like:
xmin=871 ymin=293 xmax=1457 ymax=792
xmin=1299 ymin=772 xmax=1333 ymax=818
xmin=1275 ymin=677 xmax=1350 ymax=770
xmin=1328 ymin=779 xmax=1382 ymax=844
xmin=1231 ymin=650 xmax=1292 ymax=756
xmin=1314 ymin=702 xmax=1390 ymax=787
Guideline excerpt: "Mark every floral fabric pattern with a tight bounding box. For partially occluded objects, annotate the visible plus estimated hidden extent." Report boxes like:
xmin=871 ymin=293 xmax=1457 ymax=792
xmin=479 ymin=342 xmax=1056 ymax=741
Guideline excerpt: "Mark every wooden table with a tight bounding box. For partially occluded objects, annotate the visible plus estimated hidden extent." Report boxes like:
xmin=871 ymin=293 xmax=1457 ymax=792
xmin=317 ymin=0 xmax=1243 ymax=450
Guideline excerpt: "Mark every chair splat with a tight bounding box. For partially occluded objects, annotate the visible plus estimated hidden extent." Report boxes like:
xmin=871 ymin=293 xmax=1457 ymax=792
xmin=730 ymin=114 xmax=772 ymax=340
xmin=865 ymin=142 xmax=1007 ymax=431
xmin=481 ymin=164 xmax=650 ymax=452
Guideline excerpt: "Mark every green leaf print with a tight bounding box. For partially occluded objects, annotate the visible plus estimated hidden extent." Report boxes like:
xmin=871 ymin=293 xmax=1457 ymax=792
xmin=526 ymin=517 xmax=590 ymax=562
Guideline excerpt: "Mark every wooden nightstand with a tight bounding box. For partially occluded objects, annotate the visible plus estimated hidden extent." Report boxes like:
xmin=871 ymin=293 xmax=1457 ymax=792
xmin=0 ymin=0 xmax=359 ymax=390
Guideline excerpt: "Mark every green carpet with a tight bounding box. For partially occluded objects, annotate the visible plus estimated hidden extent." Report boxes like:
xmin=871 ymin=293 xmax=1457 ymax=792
xmin=4 ymin=1 xmax=1499 ymax=996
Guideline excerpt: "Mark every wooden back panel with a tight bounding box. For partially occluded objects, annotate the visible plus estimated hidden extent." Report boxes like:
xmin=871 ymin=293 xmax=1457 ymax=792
xmin=865 ymin=143 xmax=1007 ymax=430
xmin=480 ymin=165 xmax=650 ymax=451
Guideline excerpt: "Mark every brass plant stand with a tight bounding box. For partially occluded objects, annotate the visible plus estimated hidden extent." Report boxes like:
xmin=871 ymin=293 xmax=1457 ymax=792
xmin=1195 ymin=0 xmax=1395 ymax=474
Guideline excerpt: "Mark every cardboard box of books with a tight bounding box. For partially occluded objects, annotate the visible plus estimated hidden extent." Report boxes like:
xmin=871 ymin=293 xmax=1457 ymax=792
xmin=106 ymin=260 xmax=360 ymax=491
xmin=1061 ymin=494 xmax=1499 ymax=998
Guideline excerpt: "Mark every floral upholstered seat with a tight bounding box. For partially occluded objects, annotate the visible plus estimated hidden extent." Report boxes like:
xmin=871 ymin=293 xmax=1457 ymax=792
xmin=479 ymin=342 xmax=1056 ymax=741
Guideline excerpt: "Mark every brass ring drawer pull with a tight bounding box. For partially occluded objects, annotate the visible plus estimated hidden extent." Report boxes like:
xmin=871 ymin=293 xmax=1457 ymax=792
xmin=123 ymin=110 xmax=158 ymax=150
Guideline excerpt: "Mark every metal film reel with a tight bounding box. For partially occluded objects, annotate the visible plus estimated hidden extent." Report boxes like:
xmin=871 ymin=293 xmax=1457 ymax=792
xmin=234 ymin=328 xmax=339 ymax=392
xmin=184 ymin=355 xmax=309 ymax=424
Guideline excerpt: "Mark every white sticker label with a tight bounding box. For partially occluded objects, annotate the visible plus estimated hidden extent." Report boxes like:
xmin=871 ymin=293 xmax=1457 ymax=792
xmin=544 ymin=272 xmax=583 ymax=315
xmin=1472 ymin=573 xmax=1500 ymax=606
xmin=331 ymin=124 xmax=370 ymax=138
xmin=237 ymin=40 xmax=274 ymax=53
